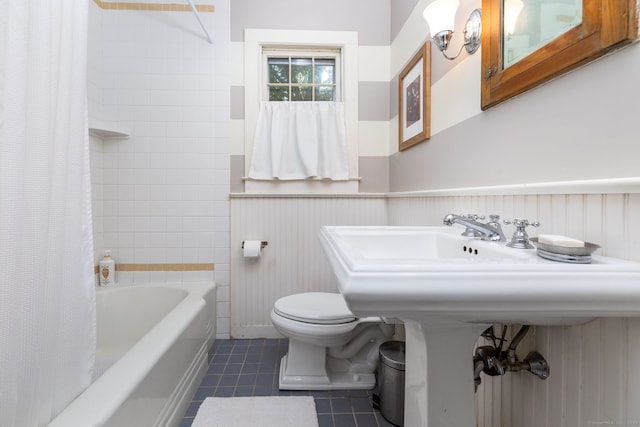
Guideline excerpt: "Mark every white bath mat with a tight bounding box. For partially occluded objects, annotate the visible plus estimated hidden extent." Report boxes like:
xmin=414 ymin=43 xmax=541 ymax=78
xmin=191 ymin=396 xmax=319 ymax=427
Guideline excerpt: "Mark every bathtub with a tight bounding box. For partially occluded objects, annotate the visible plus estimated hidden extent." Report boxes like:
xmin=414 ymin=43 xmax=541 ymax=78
xmin=48 ymin=282 xmax=216 ymax=427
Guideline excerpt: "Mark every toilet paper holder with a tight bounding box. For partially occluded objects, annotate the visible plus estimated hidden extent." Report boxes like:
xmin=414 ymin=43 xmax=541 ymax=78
xmin=241 ymin=241 xmax=268 ymax=249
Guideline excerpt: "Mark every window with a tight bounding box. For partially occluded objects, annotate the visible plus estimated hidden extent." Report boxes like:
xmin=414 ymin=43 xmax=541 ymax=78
xmin=243 ymin=29 xmax=359 ymax=193
xmin=263 ymin=49 xmax=341 ymax=102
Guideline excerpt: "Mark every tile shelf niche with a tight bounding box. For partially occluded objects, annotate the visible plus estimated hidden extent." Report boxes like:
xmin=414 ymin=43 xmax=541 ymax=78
xmin=88 ymin=117 xmax=130 ymax=139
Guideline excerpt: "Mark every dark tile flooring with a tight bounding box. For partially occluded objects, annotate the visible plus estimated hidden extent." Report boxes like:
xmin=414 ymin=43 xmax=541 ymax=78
xmin=180 ymin=338 xmax=398 ymax=427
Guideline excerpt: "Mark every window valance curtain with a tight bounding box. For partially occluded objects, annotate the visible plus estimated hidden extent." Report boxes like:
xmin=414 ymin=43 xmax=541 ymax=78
xmin=248 ymin=102 xmax=348 ymax=181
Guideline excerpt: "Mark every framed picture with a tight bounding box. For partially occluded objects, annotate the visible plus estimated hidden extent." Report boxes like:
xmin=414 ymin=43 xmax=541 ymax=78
xmin=399 ymin=42 xmax=431 ymax=151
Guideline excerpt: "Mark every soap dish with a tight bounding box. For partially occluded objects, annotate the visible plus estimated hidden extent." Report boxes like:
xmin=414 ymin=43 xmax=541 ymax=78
xmin=535 ymin=248 xmax=592 ymax=264
xmin=530 ymin=237 xmax=601 ymax=264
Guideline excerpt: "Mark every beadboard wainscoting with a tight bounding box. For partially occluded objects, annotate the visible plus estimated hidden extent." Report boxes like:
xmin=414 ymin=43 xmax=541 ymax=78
xmin=228 ymin=181 xmax=640 ymax=426
xmin=229 ymin=195 xmax=387 ymax=338
xmin=386 ymin=186 xmax=640 ymax=427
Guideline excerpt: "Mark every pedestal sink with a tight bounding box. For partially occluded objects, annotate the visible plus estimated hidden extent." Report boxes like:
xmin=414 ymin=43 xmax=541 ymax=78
xmin=318 ymin=226 xmax=640 ymax=427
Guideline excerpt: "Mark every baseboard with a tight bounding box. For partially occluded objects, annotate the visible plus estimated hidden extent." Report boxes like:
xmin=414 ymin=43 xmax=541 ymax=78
xmin=230 ymin=325 xmax=283 ymax=339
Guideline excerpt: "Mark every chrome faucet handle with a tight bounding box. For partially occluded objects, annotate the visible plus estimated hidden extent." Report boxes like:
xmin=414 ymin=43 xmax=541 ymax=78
xmin=503 ymin=218 xmax=540 ymax=249
xmin=488 ymin=214 xmax=500 ymax=223
xmin=466 ymin=214 xmax=485 ymax=221
xmin=503 ymin=218 xmax=540 ymax=228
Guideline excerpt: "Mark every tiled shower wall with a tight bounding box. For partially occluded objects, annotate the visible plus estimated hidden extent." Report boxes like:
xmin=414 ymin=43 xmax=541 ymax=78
xmin=88 ymin=0 xmax=232 ymax=338
xmin=387 ymin=190 xmax=640 ymax=427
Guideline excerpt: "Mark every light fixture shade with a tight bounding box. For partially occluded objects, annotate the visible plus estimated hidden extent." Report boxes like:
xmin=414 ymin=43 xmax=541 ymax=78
xmin=423 ymin=0 xmax=460 ymax=37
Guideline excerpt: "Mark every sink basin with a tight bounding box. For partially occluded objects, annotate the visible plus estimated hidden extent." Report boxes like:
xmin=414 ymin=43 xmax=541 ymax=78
xmin=319 ymin=226 xmax=640 ymax=325
xmin=318 ymin=225 xmax=640 ymax=427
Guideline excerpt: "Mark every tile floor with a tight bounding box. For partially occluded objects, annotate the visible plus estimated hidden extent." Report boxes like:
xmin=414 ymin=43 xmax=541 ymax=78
xmin=179 ymin=338 xmax=398 ymax=427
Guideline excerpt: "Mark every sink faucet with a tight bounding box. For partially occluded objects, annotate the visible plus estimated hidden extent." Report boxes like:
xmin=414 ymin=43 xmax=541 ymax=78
xmin=443 ymin=213 xmax=506 ymax=242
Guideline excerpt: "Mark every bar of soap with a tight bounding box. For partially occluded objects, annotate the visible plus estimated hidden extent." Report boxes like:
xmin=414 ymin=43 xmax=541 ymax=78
xmin=538 ymin=234 xmax=584 ymax=248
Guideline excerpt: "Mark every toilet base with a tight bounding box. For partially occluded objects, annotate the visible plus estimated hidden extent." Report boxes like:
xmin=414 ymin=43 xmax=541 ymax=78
xmin=278 ymin=354 xmax=376 ymax=390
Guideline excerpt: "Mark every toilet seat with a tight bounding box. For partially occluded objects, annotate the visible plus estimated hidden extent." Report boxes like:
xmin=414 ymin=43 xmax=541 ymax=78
xmin=273 ymin=292 xmax=356 ymax=325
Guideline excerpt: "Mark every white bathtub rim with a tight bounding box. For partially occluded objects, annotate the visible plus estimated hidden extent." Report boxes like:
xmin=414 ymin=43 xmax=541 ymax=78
xmin=47 ymin=281 xmax=215 ymax=427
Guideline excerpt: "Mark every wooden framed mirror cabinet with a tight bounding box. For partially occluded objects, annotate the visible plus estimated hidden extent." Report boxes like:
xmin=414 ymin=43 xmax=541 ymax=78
xmin=481 ymin=0 xmax=638 ymax=110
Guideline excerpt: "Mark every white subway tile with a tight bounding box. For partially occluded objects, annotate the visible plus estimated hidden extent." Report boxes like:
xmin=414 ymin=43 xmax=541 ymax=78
xmin=198 ymin=232 xmax=215 ymax=248
xmin=197 ymin=247 xmax=215 ymax=263
xmin=133 ymin=216 xmax=150 ymax=232
xmin=182 ymin=217 xmax=200 ymax=232
xmin=117 ymin=232 xmax=135 ymax=249
xmin=165 ymin=248 xmax=183 ymax=261
xmin=118 ymin=216 xmax=135 ymax=232
xmin=148 ymin=270 xmax=167 ymax=283
xmin=196 ymin=201 xmax=215 ymax=217
xmin=148 ymin=217 xmax=167 ymax=232
xmin=117 ymin=152 xmax=135 ymax=169
xmin=103 ymin=201 xmax=119 ymax=217
xmin=118 ymin=185 xmax=135 ymax=201
xmin=182 ymin=232 xmax=200 ymax=248
xmin=216 ymin=318 xmax=230 ymax=337
xmin=117 ymin=201 xmax=136 ymax=217
xmin=165 ymin=218 xmax=183 ymax=233
xmin=148 ymin=233 xmax=167 ymax=249
xmin=103 ymin=184 xmax=118 ymax=201
xmin=182 ymin=248 xmax=199 ymax=263
xmin=165 ymin=271 xmax=183 ymax=282
xmin=216 ymin=284 xmax=230 ymax=303
xmin=116 ymin=271 xmax=134 ymax=285
xmin=132 ymin=271 xmax=150 ymax=283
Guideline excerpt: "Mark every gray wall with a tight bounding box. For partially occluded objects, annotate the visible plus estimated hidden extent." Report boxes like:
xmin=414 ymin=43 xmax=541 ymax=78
xmin=390 ymin=24 xmax=640 ymax=192
xmin=231 ymin=0 xmax=390 ymax=44
xmin=230 ymin=0 xmax=393 ymax=193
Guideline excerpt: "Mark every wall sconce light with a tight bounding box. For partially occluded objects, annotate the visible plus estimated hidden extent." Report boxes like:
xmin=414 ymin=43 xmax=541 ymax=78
xmin=423 ymin=0 xmax=482 ymax=60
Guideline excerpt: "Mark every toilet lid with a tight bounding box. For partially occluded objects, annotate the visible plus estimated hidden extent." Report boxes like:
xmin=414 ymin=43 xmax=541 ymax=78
xmin=274 ymin=292 xmax=357 ymax=325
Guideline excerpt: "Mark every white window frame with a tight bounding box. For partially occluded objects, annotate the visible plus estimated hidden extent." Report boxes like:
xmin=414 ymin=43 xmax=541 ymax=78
xmin=243 ymin=29 xmax=359 ymax=194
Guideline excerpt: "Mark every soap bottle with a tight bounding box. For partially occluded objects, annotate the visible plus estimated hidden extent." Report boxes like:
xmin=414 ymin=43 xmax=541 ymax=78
xmin=99 ymin=250 xmax=116 ymax=286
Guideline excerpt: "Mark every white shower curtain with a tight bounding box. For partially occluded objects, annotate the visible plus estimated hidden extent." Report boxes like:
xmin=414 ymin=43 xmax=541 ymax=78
xmin=0 ymin=1 xmax=96 ymax=426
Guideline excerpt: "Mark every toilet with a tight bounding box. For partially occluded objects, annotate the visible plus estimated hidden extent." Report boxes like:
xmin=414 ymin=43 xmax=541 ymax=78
xmin=270 ymin=292 xmax=394 ymax=390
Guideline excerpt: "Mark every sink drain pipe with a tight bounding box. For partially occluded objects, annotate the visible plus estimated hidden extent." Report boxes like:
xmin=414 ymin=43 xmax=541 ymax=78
xmin=473 ymin=325 xmax=550 ymax=392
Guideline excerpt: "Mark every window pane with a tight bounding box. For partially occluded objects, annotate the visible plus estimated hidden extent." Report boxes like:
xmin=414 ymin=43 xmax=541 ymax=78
xmin=314 ymin=59 xmax=335 ymax=84
xmin=265 ymin=52 xmax=340 ymax=102
xmin=291 ymin=86 xmax=312 ymax=101
xmin=268 ymin=58 xmax=289 ymax=84
xmin=269 ymin=86 xmax=289 ymax=101
xmin=269 ymin=64 xmax=289 ymax=84
xmin=291 ymin=58 xmax=312 ymax=84
xmin=315 ymin=86 xmax=335 ymax=101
